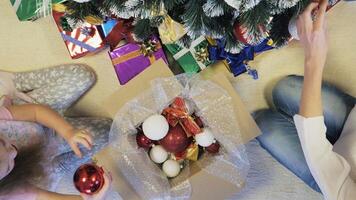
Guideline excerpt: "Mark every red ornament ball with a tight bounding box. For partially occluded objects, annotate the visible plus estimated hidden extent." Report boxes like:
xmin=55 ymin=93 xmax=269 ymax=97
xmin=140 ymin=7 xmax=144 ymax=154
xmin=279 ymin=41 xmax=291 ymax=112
xmin=159 ymin=125 xmax=190 ymax=153
xmin=233 ymin=21 xmax=266 ymax=45
xmin=233 ymin=22 xmax=249 ymax=44
xmin=73 ymin=164 xmax=105 ymax=195
xmin=136 ymin=133 xmax=153 ymax=149
xmin=206 ymin=141 xmax=220 ymax=154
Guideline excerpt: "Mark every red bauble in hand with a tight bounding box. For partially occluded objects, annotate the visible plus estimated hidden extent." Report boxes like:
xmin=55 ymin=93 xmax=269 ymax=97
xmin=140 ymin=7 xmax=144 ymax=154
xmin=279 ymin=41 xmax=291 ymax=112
xmin=159 ymin=125 xmax=190 ymax=153
xmin=206 ymin=141 xmax=220 ymax=154
xmin=73 ymin=164 xmax=105 ymax=195
xmin=136 ymin=133 xmax=153 ymax=149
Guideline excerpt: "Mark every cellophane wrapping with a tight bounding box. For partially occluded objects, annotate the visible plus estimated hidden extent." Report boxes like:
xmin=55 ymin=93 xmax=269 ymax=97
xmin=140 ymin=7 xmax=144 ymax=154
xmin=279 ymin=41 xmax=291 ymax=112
xmin=109 ymin=74 xmax=250 ymax=199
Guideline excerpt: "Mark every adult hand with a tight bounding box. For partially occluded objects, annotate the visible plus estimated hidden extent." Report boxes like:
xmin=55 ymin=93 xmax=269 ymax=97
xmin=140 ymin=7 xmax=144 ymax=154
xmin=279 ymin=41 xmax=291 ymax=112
xmin=81 ymin=169 xmax=113 ymax=200
xmin=297 ymin=0 xmax=328 ymax=69
xmin=66 ymin=129 xmax=93 ymax=158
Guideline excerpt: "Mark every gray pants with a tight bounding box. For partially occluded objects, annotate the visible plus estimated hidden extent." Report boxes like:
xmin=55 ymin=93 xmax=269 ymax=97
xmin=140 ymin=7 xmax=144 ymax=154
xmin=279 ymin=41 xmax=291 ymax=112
xmin=0 ymin=64 xmax=111 ymax=187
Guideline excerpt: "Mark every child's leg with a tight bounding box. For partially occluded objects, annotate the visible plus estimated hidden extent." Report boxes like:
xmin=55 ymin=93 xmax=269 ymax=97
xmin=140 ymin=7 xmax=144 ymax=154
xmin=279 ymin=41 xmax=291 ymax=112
xmin=13 ymin=64 xmax=95 ymax=113
xmin=50 ymin=117 xmax=112 ymax=174
xmin=0 ymin=120 xmax=45 ymax=151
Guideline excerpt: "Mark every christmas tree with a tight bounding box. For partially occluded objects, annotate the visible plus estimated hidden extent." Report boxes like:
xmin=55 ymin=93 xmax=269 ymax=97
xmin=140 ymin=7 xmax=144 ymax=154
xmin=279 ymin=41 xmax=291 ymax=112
xmin=62 ymin=0 xmax=336 ymax=53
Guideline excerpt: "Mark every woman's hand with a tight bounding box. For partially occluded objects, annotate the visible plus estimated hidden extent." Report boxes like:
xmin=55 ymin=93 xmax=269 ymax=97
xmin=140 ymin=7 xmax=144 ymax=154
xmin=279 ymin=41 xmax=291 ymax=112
xmin=81 ymin=169 xmax=113 ymax=200
xmin=297 ymin=0 xmax=328 ymax=69
xmin=298 ymin=0 xmax=329 ymax=117
xmin=66 ymin=129 xmax=93 ymax=158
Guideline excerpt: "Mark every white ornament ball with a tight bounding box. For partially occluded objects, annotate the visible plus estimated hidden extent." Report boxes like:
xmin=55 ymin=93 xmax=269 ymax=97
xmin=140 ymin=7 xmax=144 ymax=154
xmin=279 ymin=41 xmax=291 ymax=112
xmin=195 ymin=128 xmax=215 ymax=147
xmin=72 ymin=0 xmax=91 ymax=3
xmin=142 ymin=114 xmax=169 ymax=140
xmin=162 ymin=160 xmax=181 ymax=178
xmin=288 ymin=16 xmax=299 ymax=40
xmin=150 ymin=145 xmax=168 ymax=164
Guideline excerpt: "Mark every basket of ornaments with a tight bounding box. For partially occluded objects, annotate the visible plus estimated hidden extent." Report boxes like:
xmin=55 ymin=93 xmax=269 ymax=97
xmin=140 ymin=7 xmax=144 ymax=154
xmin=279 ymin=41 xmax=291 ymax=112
xmin=109 ymin=74 xmax=249 ymax=200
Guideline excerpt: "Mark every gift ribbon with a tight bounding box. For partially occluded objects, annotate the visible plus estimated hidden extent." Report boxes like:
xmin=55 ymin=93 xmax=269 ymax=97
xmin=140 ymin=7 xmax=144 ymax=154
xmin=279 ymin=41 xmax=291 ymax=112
xmin=52 ymin=3 xmax=67 ymax=13
xmin=12 ymin=0 xmax=51 ymax=18
xmin=61 ymin=32 xmax=97 ymax=52
xmin=111 ymin=43 xmax=162 ymax=65
xmin=209 ymin=38 xmax=273 ymax=77
xmin=163 ymin=97 xmax=202 ymax=136
xmin=12 ymin=0 xmax=22 ymax=12
xmin=35 ymin=0 xmax=51 ymax=19
xmin=173 ymin=36 xmax=208 ymax=71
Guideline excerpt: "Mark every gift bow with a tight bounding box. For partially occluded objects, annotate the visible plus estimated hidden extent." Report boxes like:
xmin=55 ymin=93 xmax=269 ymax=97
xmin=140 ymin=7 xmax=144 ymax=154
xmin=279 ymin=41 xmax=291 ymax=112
xmin=208 ymin=38 xmax=273 ymax=78
xmin=163 ymin=97 xmax=202 ymax=136
xmin=173 ymin=36 xmax=210 ymax=71
xmin=111 ymin=38 xmax=162 ymax=66
xmin=158 ymin=14 xmax=187 ymax=44
xmin=140 ymin=39 xmax=158 ymax=56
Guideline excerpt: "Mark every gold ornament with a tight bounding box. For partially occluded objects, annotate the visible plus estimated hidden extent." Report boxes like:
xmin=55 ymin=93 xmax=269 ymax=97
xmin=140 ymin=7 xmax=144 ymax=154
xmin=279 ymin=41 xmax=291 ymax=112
xmin=140 ymin=39 xmax=158 ymax=56
xmin=171 ymin=143 xmax=199 ymax=161
xmin=267 ymin=39 xmax=274 ymax=46
xmin=195 ymin=47 xmax=209 ymax=64
xmin=84 ymin=15 xmax=103 ymax=25
xmin=185 ymin=143 xmax=199 ymax=161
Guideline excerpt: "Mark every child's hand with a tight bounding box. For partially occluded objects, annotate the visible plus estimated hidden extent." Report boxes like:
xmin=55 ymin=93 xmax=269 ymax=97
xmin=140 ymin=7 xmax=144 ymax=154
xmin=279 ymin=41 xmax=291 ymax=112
xmin=66 ymin=129 xmax=93 ymax=158
xmin=81 ymin=168 xmax=113 ymax=200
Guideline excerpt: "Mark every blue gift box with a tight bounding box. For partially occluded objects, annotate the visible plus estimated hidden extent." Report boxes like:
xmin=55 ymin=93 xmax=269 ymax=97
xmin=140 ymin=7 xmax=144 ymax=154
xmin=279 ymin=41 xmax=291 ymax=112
xmin=98 ymin=19 xmax=118 ymax=38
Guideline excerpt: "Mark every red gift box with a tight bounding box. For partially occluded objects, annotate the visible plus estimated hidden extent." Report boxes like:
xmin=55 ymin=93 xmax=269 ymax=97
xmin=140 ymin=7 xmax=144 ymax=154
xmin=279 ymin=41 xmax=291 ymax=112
xmin=52 ymin=6 xmax=105 ymax=59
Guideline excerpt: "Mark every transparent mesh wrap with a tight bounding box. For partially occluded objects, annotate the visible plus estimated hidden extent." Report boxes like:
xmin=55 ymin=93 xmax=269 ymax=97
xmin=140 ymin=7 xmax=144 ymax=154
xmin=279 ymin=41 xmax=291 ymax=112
xmin=109 ymin=74 xmax=250 ymax=199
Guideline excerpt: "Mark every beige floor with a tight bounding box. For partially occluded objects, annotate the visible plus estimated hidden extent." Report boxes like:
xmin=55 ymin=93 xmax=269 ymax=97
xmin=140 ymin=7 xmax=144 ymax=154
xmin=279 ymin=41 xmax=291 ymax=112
xmin=1 ymin=1 xmax=355 ymax=116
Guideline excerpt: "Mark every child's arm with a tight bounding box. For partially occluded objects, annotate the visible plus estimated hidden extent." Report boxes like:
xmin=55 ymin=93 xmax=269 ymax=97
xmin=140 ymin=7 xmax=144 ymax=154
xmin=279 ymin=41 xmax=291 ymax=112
xmin=7 ymin=104 xmax=93 ymax=158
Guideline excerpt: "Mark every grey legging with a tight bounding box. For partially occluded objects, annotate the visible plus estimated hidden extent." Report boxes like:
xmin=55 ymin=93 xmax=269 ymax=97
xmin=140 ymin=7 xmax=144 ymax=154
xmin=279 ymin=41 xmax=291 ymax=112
xmin=0 ymin=64 xmax=111 ymax=189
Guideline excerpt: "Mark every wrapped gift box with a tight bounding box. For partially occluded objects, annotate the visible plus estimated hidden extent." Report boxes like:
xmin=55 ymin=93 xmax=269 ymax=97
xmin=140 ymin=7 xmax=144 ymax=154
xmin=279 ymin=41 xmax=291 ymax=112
xmin=98 ymin=19 xmax=118 ymax=38
xmin=164 ymin=36 xmax=213 ymax=73
xmin=109 ymin=37 xmax=168 ymax=85
xmin=52 ymin=6 xmax=105 ymax=59
xmin=10 ymin=0 xmax=65 ymax=21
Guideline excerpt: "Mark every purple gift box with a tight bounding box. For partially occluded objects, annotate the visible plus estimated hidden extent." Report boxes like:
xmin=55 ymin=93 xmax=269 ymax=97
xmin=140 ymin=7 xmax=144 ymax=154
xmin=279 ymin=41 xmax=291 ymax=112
xmin=109 ymin=37 xmax=168 ymax=85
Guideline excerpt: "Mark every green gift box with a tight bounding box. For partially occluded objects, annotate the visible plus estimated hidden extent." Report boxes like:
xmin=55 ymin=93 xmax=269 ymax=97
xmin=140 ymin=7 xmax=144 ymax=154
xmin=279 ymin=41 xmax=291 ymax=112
xmin=164 ymin=36 xmax=213 ymax=73
xmin=10 ymin=0 xmax=65 ymax=21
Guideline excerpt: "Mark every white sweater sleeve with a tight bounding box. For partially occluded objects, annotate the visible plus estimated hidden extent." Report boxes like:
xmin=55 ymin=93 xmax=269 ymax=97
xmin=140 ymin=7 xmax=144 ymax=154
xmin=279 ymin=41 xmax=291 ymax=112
xmin=293 ymin=115 xmax=356 ymax=200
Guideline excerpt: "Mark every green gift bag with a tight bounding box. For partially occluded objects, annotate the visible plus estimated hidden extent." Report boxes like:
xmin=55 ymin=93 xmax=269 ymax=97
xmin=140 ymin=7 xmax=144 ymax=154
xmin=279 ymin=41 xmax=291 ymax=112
xmin=164 ymin=36 xmax=213 ymax=73
xmin=10 ymin=0 xmax=65 ymax=21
